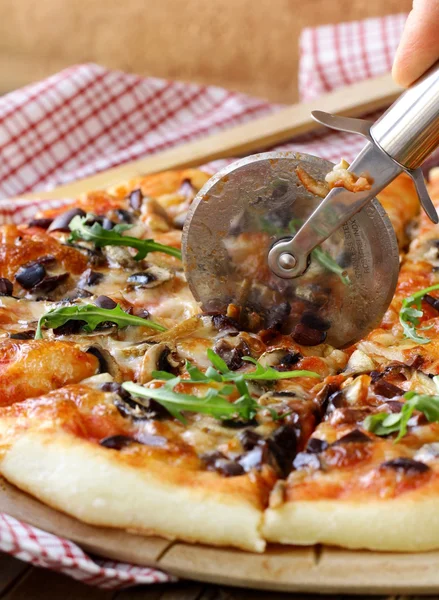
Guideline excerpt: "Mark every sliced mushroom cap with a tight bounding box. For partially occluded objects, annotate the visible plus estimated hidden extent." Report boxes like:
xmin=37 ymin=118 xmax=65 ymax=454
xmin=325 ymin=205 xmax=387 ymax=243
xmin=126 ymin=265 xmax=172 ymax=289
xmin=139 ymin=342 xmax=182 ymax=383
xmin=257 ymin=349 xmax=292 ymax=368
xmin=103 ymin=245 xmax=137 ymax=269
xmin=84 ymin=345 xmax=122 ymax=381
xmin=141 ymin=198 xmax=171 ymax=232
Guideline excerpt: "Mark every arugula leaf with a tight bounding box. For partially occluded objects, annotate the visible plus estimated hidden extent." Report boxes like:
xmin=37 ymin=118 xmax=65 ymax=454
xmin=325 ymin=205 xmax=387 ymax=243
xmin=206 ymin=348 xmax=231 ymax=374
xmin=122 ymin=379 xmax=255 ymax=424
xmin=35 ymin=303 xmax=166 ymax=339
xmin=399 ymin=283 xmax=439 ymax=343
xmin=147 ymin=349 xmax=320 ymax=422
xmin=364 ymin=390 xmax=439 ymax=442
xmin=69 ymin=215 xmax=182 ymax=260
xmin=154 ymin=350 xmax=320 ymax=386
xmin=288 ymin=221 xmax=350 ymax=285
xmin=240 ymin=356 xmax=321 ymax=381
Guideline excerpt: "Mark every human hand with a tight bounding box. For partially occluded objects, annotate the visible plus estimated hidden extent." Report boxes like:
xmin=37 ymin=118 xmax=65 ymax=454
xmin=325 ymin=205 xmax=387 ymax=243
xmin=392 ymin=0 xmax=439 ymax=87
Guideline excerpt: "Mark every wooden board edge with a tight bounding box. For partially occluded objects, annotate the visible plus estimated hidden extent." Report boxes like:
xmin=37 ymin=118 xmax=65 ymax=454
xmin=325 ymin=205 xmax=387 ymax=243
xmin=2 ymin=478 xmax=439 ymax=594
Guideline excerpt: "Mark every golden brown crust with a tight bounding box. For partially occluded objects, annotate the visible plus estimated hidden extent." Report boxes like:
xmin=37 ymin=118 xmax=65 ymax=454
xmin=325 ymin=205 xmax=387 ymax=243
xmin=0 ymin=340 xmax=98 ymax=405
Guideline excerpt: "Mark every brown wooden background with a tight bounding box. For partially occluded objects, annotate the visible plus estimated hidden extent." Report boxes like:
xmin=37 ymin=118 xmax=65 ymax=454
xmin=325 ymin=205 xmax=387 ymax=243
xmin=0 ymin=0 xmax=411 ymax=103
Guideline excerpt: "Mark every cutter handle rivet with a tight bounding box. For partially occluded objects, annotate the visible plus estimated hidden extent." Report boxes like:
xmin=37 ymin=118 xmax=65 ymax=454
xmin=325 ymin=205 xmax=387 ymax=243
xmin=278 ymin=253 xmax=297 ymax=270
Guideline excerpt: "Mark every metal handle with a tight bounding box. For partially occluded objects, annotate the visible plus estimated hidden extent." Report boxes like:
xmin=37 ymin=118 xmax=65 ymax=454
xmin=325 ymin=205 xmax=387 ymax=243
xmin=370 ymin=62 xmax=439 ymax=169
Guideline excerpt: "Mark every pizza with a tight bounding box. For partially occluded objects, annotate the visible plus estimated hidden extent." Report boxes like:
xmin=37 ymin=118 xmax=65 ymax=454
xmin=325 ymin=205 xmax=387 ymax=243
xmin=0 ymin=164 xmax=438 ymax=554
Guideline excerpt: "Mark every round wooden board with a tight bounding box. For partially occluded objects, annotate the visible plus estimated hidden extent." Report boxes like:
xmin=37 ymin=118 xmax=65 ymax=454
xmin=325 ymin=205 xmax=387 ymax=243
xmin=1 ymin=478 xmax=439 ymax=595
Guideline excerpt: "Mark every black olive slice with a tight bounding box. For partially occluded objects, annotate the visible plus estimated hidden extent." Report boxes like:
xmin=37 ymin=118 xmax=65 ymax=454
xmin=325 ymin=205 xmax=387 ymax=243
xmin=99 ymin=435 xmax=135 ymax=450
xmin=28 ymin=217 xmax=53 ymax=229
xmin=48 ymin=208 xmax=86 ymax=232
xmin=15 ymin=263 xmax=46 ymax=289
xmin=95 ymin=295 xmax=117 ymax=309
xmin=332 ymin=429 xmax=371 ymax=445
xmin=380 ymin=457 xmax=430 ymax=475
xmin=306 ymin=438 xmax=329 ymax=453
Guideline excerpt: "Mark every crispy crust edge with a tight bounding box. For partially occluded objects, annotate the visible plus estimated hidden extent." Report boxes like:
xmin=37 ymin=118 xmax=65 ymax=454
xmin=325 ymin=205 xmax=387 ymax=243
xmin=0 ymin=429 xmax=265 ymax=552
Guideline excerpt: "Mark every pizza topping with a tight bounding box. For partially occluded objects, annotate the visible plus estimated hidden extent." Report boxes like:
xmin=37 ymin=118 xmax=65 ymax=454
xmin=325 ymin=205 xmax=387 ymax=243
xmin=201 ymin=452 xmax=245 ymax=477
xmin=15 ymin=262 xmax=46 ymax=289
xmin=239 ymin=429 xmax=263 ymax=450
xmin=100 ymin=381 xmax=132 ymax=401
xmin=99 ymin=432 xmax=168 ymax=450
xmin=414 ymin=442 xmax=439 ymax=462
xmin=213 ymin=338 xmax=250 ymax=371
xmin=125 ymin=349 xmax=318 ymax=424
xmin=300 ymin=311 xmax=330 ymax=332
xmin=0 ymin=278 xmax=13 ymax=296
xmin=324 ymin=158 xmax=372 ymax=193
xmin=380 ymin=457 xmax=430 ymax=475
xmin=126 ymin=266 xmax=172 ymax=289
xmin=332 ymin=429 xmax=371 ymax=444
xmin=28 ymin=218 xmax=53 ymax=229
xmin=32 ymin=273 xmax=70 ymax=295
xmin=68 ymin=215 xmax=182 ymax=260
xmin=128 ymin=188 xmax=143 ymax=211
xmin=292 ymin=450 xmax=321 ymax=470
xmin=305 ymin=437 xmax=329 ymax=453
xmin=424 ymin=293 xmax=439 ymax=312
xmin=268 ymin=424 xmax=298 ymax=476
xmin=99 ymin=434 xmax=135 ymax=449
xmin=79 ymin=269 xmax=104 ymax=287
xmin=209 ymin=313 xmax=241 ymax=334
xmin=94 ymin=295 xmax=117 ymax=310
xmin=85 ymin=346 xmax=120 ymax=378
xmin=292 ymin=322 xmax=327 ymax=346
xmin=373 ymin=379 xmax=404 ymax=399
xmin=123 ymin=378 xmax=256 ymax=423
xmin=48 ymin=208 xmax=86 ymax=232
xmin=399 ymin=283 xmax=439 ymax=343
xmin=9 ymin=330 xmax=35 ymax=340
xmin=381 ymin=400 xmax=404 ymax=413
xmin=344 ymin=349 xmax=376 ymax=375
xmin=139 ymin=343 xmax=182 ymax=383
xmin=35 ymin=303 xmax=166 ymax=339
xmin=364 ymin=384 xmax=439 ymax=441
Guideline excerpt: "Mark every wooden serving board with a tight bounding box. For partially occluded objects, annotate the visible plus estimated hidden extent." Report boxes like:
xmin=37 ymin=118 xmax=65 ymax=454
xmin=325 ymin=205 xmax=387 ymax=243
xmin=1 ymin=476 xmax=439 ymax=595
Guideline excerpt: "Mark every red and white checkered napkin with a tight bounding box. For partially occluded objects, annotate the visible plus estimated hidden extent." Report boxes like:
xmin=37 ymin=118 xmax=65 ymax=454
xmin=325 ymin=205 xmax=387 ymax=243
xmin=0 ymin=13 xmax=411 ymax=588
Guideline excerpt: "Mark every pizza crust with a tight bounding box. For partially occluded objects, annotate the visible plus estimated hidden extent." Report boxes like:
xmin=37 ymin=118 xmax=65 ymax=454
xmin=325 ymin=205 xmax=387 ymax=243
xmin=263 ymin=497 xmax=439 ymax=552
xmin=0 ymin=429 xmax=265 ymax=552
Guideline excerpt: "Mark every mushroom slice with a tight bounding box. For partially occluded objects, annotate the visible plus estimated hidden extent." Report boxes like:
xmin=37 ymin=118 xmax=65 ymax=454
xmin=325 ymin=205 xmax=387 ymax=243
xmin=139 ymin=342 xmax=182 ymax=383
xmin=103 ymin=245 xmax=137 ymax=269
xmin=84 ymin=345 xmax=123 ymax=381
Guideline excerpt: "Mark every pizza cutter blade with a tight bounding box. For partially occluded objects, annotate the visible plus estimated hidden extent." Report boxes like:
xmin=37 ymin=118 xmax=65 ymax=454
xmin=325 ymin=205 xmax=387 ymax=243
xmin=182 ymin=63 xmax=439 ymax=348
xmin=182 ymin=152 xmax=399 ymax=348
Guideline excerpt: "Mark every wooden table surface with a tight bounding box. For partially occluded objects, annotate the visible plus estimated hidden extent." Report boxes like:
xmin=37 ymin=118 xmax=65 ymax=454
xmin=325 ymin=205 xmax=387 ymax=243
xmin=0 ymin=552 xmax=437 ymax=600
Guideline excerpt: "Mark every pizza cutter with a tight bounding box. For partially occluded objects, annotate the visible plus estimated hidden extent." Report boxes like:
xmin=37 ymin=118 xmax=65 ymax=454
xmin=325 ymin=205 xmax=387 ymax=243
xmin=182 ymin=63 xmax=439 ymax=348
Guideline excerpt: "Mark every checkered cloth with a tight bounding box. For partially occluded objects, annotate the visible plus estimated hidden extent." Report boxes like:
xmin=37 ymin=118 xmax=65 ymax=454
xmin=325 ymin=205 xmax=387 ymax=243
xmin=0 ymin=13 xmax=414 ymax=588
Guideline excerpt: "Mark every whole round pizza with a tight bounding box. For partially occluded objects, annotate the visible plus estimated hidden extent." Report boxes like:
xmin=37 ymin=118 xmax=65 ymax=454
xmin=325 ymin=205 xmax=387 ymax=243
xmin=1 ymin=165 xmax=439 ymax=554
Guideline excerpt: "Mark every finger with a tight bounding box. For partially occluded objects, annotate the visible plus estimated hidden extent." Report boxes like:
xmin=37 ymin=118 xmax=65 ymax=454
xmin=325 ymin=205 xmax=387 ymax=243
xmin=392 ymin=0 xmax=439 ymax=87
